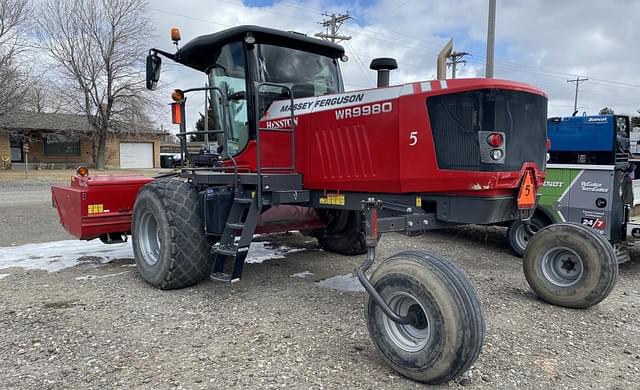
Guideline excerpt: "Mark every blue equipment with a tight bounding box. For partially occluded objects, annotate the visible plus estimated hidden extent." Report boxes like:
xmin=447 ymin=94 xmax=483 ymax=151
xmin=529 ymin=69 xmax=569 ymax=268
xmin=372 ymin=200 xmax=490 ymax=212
xmin=547 ymin=115 xmax=629 ymax=165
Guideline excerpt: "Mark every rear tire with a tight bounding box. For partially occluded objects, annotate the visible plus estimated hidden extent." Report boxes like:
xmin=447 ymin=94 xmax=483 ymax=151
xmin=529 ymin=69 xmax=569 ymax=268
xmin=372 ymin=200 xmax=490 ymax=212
xmin=317 ymin=210 xmax=368 ymax=255
xmin=364 ymin=251 xmax=485 ymax=384
xmin=507 ymin=214 xmax=549 ymax=257
xmin=523 ymin=222 xmax=618 ymax=308
xmin=132 ymin=179 xmax=214 ymax=289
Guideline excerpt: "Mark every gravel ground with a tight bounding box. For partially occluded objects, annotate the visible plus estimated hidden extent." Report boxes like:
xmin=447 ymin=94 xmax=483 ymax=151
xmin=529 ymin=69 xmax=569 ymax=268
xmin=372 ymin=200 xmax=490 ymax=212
xmin=0 ymin=180 xmax=639 ymax=389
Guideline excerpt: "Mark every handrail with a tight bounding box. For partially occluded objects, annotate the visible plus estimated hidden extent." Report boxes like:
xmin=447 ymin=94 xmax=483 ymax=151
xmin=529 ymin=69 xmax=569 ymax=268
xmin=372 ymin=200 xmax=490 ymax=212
xmin=174 ymin=86 xmax=239 ymax=196
xmin=254 ymin=82 xmax=296 ymax=208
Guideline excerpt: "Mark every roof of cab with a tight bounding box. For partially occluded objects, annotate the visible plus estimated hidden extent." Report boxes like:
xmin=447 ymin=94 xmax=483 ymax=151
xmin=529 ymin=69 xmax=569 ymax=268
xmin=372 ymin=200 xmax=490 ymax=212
xmin=174 ymin=25 xmax=345 ymax=72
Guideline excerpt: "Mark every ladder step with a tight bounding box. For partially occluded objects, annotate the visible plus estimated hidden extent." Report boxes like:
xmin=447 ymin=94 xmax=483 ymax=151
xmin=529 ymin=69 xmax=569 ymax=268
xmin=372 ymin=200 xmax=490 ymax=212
xmin=226 ymin=222 xmax=245 ymax=230
xmin=235 ymin=197 xmax=253 ymax=204
xmin=216 ymin=246 xmax=238 ymax=256
xmin=210 ymin=272 xmax=240 ymax=283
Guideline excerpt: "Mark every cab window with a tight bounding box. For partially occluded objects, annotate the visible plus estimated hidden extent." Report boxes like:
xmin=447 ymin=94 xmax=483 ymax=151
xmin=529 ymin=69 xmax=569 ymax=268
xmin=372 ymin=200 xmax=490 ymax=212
xmin=208 ymin=42 xmax=249 ymax=157
xmin=256 ymin=44 xmax=341 ymax=98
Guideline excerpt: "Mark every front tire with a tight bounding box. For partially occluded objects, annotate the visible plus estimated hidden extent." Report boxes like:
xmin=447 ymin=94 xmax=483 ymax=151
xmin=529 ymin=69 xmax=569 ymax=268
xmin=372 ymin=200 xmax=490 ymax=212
xmin=364 ymin=251 xmax=485 ymax=384
xmin=132 ymin=179 xmax=213 ymax=289
xmin=523 ymin=222 xmax=618 ymax=308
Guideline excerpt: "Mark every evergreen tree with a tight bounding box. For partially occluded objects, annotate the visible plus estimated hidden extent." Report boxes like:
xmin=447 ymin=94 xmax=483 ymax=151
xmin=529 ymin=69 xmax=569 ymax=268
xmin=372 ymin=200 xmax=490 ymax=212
xmin=599 ymin=107 xmax=614 ymax=115
xmin=190 ymin=96 xmax=218 ymax=142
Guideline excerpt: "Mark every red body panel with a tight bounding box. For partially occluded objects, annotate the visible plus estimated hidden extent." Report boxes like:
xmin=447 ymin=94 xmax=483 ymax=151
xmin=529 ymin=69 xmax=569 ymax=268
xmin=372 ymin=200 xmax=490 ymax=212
xmin=52 ymin=175 xmax=325 ymax=240
xmin=229 ymin=78 xmax=547 ymax=195
xmin=51 ymin=175 xmax=153 ymax=240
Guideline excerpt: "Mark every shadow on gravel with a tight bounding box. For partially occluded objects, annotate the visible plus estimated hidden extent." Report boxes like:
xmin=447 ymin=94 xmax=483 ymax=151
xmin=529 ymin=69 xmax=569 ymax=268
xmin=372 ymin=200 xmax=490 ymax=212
xmin=426 ymin=225 xmax=512 ymax=253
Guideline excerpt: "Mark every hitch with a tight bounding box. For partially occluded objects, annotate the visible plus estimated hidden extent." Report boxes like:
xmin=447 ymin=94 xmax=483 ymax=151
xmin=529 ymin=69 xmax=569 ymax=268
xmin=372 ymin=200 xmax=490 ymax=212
xmin=519 ymin=208 xmax=536 ymax=236
xmin=356 ymin=200 xmax=422 ymax=327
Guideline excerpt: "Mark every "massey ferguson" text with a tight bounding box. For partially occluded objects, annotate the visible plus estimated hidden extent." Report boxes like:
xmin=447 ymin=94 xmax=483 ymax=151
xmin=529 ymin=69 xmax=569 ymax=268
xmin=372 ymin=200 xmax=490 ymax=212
xmin=335 ymin=102 xmax=393 ymax=120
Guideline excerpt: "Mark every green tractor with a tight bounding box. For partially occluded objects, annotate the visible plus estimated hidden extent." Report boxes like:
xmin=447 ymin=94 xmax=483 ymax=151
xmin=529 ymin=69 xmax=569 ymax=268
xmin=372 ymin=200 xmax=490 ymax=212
xmin=507 ymin=115 xmax=635 ymax=307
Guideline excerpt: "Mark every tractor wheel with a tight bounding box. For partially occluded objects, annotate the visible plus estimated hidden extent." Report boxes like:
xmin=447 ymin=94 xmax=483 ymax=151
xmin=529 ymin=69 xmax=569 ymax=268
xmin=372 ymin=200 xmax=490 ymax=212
xmin=364 ymin=251 xmax=485 ymax=384
xmin=317 ymin=210 xmax=368 ymax=255
xmin=523 ymin=222 xmax=618 ymax=309
xmin=507 ymin=214 xmax=549 ymax=257
xmin=132 ymin=179 xmax=214 ymax=289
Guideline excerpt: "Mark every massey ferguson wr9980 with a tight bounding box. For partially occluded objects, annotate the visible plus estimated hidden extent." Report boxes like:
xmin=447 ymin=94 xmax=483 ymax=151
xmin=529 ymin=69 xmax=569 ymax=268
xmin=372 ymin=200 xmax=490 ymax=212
xmin=51 ymin=26 xmax=618 ymax=384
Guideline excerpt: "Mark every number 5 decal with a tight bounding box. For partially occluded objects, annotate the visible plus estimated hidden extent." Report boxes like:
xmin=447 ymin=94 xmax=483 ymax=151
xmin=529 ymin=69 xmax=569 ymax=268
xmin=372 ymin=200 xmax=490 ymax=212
xmin=409 ymin=131 xmax=418 ymax=146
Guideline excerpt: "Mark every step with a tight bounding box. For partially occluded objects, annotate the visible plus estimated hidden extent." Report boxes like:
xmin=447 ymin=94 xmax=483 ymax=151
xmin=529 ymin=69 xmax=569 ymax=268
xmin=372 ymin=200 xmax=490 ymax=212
xmin=235 ymin=197 xmax=254 ymax=204
xmin=216 ymin=246 xmax=238 ymax=256
xmin=209 ymin=272 xmax=240 ymax=283
xmin=226 ymin=223 xmax=245 ymax=230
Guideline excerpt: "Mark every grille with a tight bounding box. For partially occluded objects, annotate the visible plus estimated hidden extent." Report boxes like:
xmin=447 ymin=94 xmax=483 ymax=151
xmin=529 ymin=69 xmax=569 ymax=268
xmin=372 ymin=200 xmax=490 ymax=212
xmin=427 ymin=89 xmax=547 ymax=172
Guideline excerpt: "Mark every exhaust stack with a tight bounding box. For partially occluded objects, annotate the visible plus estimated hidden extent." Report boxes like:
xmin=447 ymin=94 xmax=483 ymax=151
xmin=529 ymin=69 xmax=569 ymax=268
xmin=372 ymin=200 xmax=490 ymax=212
xmin=437 ymin=39 xmax=453 ymax=80
xmin=370 ymin=58 xmax=398 ymax=88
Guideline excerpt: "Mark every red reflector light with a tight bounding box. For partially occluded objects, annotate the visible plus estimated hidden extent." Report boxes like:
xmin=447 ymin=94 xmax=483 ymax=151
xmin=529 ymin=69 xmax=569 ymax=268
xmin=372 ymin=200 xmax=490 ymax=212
xmin=486 ymin=133 xmax=504 ymax=147
xmin=171 ymin=103 xmax=182 ymax=124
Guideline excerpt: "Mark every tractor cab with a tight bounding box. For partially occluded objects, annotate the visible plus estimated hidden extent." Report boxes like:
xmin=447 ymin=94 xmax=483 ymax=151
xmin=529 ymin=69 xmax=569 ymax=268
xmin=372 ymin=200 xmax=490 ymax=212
xmin=147 ymin=25 xmax=345 ymax=159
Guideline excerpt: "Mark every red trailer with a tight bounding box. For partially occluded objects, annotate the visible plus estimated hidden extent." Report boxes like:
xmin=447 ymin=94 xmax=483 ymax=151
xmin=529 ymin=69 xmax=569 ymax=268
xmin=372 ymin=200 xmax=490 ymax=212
xmin=51 ymin=25 xmax=617 ymax=385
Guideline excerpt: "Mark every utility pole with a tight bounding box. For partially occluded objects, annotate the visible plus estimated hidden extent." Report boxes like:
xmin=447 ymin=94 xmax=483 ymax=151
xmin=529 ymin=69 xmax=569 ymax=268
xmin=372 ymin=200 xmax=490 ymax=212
xmin=485 ymin=0 xmax=496 ymax=78
xmin=447 ymin=51 xmax=469 ymax=79
xmin=567 ymin=77 xmax=588 ymax=114
xmin=315 ymin=13 xmax=352 ymax=43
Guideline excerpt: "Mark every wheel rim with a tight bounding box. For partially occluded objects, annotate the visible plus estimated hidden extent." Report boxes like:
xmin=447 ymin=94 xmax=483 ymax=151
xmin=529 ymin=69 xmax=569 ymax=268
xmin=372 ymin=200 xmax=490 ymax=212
xmin=382 ymin=292 xmax=431 ymax=352
xmin=541 ymin=246 xmax=584 ymax=287
xmin=138 ymin=211 xmax=161 ymax=266
xmin=514 ymin=222 xmax=539 ymax=252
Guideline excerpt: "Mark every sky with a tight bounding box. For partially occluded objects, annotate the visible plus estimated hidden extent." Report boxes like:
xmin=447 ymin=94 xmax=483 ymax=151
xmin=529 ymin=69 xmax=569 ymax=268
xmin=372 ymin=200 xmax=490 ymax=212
xmin=144 ymin=0 xmax=640 ymax=132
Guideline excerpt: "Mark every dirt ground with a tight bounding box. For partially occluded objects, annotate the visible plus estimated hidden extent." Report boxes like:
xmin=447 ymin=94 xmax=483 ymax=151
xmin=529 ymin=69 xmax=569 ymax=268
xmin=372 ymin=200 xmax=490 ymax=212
xmin=0 ymin=179 xmax=639 ymax=389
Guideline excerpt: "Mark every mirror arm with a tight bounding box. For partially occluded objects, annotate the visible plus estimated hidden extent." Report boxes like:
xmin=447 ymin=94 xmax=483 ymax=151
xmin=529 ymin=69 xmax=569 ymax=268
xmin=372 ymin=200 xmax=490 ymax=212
xmin=149 ymin=48 xmax=175 ymax=61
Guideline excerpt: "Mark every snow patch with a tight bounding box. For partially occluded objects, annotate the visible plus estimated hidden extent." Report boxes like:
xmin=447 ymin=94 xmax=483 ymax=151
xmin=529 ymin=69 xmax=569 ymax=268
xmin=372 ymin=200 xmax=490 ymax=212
xmin=290 ymin=271 xmax=313 ymax=278
xmin=0 ymin=239 xmax=133 ymax=272
xmin=0 ymin=273 xmax=10 ymax=280
xmin=244 ymin=241 xmax=305 ymax=264
xmin=316 ymin=274 xmax=365 ymax=293
xmin=0 ymin=238 xmax=304 ymax=272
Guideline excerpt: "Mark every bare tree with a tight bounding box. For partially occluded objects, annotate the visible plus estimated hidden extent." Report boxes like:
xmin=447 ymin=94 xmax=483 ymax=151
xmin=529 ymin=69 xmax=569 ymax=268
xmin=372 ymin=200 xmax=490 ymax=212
xmin=36 ymin=0 xmax=153 ymax=169
xmin=0 ymin=0 xmax=31 ymax=116
xmin=24 ymin=78 xmax=65 ymax=113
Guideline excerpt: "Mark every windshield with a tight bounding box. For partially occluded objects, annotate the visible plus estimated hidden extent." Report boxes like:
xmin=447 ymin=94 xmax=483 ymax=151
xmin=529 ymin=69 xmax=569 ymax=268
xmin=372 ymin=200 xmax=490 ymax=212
xmin=257 ymin=44 xmax=341 ymax=97
xmin=208 ymin=42 xmax=249 ymax=157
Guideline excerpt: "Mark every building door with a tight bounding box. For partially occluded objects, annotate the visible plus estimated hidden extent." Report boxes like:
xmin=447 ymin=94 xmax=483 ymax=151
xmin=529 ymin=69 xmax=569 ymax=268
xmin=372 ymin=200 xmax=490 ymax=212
xmin=119 ymin=142 xmax=153 ymax=168
xmin=10 ymin=135 xmax=23 ymax=162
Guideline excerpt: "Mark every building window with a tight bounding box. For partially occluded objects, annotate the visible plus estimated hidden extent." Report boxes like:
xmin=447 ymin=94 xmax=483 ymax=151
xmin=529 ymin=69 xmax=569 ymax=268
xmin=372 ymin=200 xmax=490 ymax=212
xmin=43 ymin=133 xmax=80 ymax=156
xmin=10 ymin=135 xmax=23 ymax=162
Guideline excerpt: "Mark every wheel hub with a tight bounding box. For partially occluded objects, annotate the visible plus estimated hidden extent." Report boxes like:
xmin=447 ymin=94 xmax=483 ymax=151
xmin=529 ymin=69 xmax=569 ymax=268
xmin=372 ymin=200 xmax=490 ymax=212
xmin=515 ymin=221 xmax=539 ymax=251
xmin=382 ymin=292 xmax=431 ymax=352
xmin=138 ymin=211 xmax=162 ymax=266
xmin=541 ymin=247 xmax=584 ymax=287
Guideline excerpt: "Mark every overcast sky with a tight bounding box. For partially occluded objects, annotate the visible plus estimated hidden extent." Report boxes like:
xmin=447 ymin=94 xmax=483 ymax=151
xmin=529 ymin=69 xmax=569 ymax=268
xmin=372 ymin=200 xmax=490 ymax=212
xmin=145 ymin=0 xmax=640 ymax=132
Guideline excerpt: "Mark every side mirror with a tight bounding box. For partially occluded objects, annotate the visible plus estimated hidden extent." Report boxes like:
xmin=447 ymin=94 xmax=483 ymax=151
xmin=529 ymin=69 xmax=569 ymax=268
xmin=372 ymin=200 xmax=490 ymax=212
xmin=146 ymin=53 xmax=162 ymax=90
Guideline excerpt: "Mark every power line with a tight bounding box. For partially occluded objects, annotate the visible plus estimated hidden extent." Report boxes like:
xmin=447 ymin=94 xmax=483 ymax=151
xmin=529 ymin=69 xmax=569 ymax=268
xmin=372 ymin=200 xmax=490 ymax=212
xmin=344 ymin=41 xmax=375 ymax=86
xmin=152 ymin=4 xmax=640 ymax=103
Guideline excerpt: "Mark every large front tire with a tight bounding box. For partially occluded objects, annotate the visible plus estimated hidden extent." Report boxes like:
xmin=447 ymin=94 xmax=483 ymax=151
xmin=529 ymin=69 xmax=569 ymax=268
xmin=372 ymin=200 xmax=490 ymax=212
xmin=523 ymin=222 xmax=618 ymax=308
xmin=364 ymin=251 xmax=485 ymax=384
xmin=132 ymin=179 xmax=213 ymax=289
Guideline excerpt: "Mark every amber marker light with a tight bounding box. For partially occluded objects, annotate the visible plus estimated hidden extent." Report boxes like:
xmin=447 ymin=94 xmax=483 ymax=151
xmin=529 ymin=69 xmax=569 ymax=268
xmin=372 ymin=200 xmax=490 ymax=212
xmin=170 ymin=27 xmax=181 ymax=43
xmin=171 ymin=89 xmax=184 ymax=102
xmin=76 ymin=166 xmax=89 ymax=177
